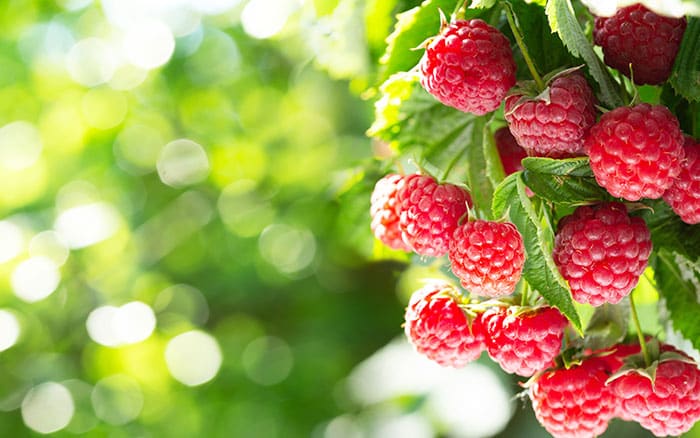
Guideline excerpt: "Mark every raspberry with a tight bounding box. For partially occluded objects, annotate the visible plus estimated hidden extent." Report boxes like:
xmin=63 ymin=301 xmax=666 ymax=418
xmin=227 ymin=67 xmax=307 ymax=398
xmin=419 ymin=19 xmax=516 ymax=115
xmin=370 ymin=174 xmax=411 ymax=251
xmin=482 ymin=306 xmax=568 ymax=376
xmin=609 ymin=357 xmax=700 ymax=436
xmin=505 ymin=73 xmax=597 ymax=158
xmin=663 ymin=136 xmax=700 ymax=224
xmin=586 ymin=103 xmax=685 ymax=201
xmin=593 ymin=4 xmax=686 ymax=85
xmin=403 ymin=282 xmax=485 ymax=367
xmin=553 ymin=202 xmax=652 ymax=306
xmin=530 ymin=356 xmax=617 ymax=438
xmin=397 ymin=174 xmax=471 ymax=257
xmin=494 ymin=127 xmax=527 ymax=175
xmin=448 ymin=220 xmax=525 ymax=297
xmin=595 ymin=342 xmax=643 ymax=421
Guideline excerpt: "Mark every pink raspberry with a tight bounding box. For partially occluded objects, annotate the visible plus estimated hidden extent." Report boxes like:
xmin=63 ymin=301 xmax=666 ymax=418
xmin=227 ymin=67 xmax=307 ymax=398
xmin=594 ymin=4 xmax=686 ymax=85
xmin=530 ymin=356 xmax=617 ymax=438
xmin=419 ymin=19 xmax=516 ymax=115
xmin=505 ymin=72 xmax=597 ymax=158
xmin=609 ymin=356 xmax=700 ymax=436
xmin=494 ymin=127 xmax=527 ymax=175
xmin=586 ymin=103 xmax=685 ymax=201
xmin=404 ymin=282 xmax=485 ymax=367
xmin=448 ymin=220 xmax=525 ymax=297
xmin=663 ymin=136 xmax=700 ymax=224
xmin=397 ymin=174 xmax=471 ymax=257
xmin=370 ymin=174 xmax=411 ymax=251
xmin=553 ymin=202 xmax=652 ymax=306
xmin=482 ymin=306 xmax=568 ymax=376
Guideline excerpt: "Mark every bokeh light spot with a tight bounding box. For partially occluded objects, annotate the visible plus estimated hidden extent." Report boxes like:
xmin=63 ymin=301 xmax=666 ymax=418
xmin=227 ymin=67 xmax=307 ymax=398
xmin=11 ymin=256 xmax=61 ymax=303
xmin=29 ymin=231 xmax=69 ymax=266
xmin=165 ymin=330 xmax=222 ymax=386
xmin=18 ymin=21 xmax=74 ymax=64
xmin=0 ymin=220 xmax=24 ymax=264
xmin=81 ymin=88 xmax=128 ymax=130
xmin=21 ymin=382 xmax=74 ymax=434
xmin=0 ymin=121 xmax=43 ymax=171
xmin=153 ymin=284 xmax=209 ymax=327
xmin=156 ymin=139 xmax=210 ymax=187
xmin=123 ymin=20 xmax=175 ymax=70
xmin=241 ymin=0 xmax=298 ymax=39
xmin=57 ymin=0 xmax=92 ymax=11
xmin=242 ymin=336 xmax=294 ymax=386
xmin=258 ymin=224 xmax=316 ymax=275
xmin=108 ymin=64 xmax=148 ymax=91
xmin=190 ymin=0 xmax=240 ymax=15
xmin=54 ymin=202 xmax=121 ymax=249
xmin=218 ymin=180 xmax=275 ymax=237
xmin=86 ymin=302 xmax=156 ymax=347
xmin=113 ymin=123 xmax=165 ymax=173
xmin=66 ymin=38 xmax=116 ymax=87
xmin=91 ymin=375 xmax=143 ymax=425
xmin=184 ymin=29 xmax=239 ymax=85
xmin=0 ymin=310 xmax=21 ymax=352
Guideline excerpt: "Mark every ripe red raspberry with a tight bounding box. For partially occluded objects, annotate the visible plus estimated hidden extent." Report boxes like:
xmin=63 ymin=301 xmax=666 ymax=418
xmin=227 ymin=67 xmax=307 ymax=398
xmin=494 ymin=127 xmax=527 ymax=175
xmin=530 ymin=356 xmax=617 ymax=438
xmin=419 ymin=19 xmax=516 ymax=115
xmin=448 ymin=220 xmax=525 ymax=297
xmin=370 ymin=174 xmax=411 ymax=251
xmin=505 ymin=73 xmax=597 ymax=158
xmin=481 ymin=306 xmax=568 ymax=376
xmin=586 ymin=103 xmax=685 ymax=201
xmin=397 ymin=174 xmax=471 ymax=257
xmin=553 ymin=202 xmax=652 ymax=306
xmin=593 ymin=4 xmax=686 ymax=85
xmin=663 ymin=137 xmax=700 ymax=224
xmin=609 ymin=357 xmax=700 ymax=436
xmin=404 ymin=282 xmax=485 ymax=367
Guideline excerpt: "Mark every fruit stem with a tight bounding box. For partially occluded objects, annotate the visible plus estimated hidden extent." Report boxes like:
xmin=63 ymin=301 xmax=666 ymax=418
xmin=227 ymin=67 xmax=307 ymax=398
xmin=629 ymin=291 xmax=651 ymax=367
xmin=502 ymin=1 xmax=545 ymax=91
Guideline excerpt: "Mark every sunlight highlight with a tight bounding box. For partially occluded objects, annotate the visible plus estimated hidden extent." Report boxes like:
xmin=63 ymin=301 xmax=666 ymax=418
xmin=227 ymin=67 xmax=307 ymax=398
xmin=11 ymin=256 xmax=61 ymax=303
xmin=21 ymin=382 xmax=74 ymax=434
xmin=165 ymin=330 xmax=222 ymax=386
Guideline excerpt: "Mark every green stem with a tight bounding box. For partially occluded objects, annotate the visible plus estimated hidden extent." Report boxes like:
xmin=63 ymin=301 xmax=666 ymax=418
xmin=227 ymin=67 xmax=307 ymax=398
xmin=520 ymin=281 xmax=530 ymax=307
xmin=502 ymin=1 xmax=545 ymax=91
xmin=629 ymin=292 xmax=651 ymax=367
xmin=452 ymin=0 xmax=469 ymax=20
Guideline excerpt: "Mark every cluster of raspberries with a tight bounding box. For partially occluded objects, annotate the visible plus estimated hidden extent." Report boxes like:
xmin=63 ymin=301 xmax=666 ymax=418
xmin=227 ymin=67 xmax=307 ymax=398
xmin=419 ymin=4 xmax=698 ymax=223
xmin=370 ymin=3 xmax=700 ymax=438
xmin=403 ymin=283 xmax=700 ymax=437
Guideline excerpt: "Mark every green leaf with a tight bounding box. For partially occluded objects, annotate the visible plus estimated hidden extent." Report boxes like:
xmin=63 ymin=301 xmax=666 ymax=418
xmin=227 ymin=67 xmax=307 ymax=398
xmin=670 ymin=18 xmax=700 ymax=103
xmin=584 ymin=302 xmax=630 ymax=351
xmin=378 ymin=0 xmax=483 ymax=82
xmin=365 ymin=0 xmax=401 ymax=60
xmin=521 ymin=157 xmax=611 ymax=204
xmin=506 ymin=1 xmax=574 ymax=75
xmin=545 ymin=0 xmax=624 ymax=108
xmin=464 ymin=116 xmax=495 ymax=219
xmin=654 ymin=250 xmax=700 ymax=353
xmin=367 ymin=72 xmax=498 ymax=199
xmin=661 ymin=84 xmax=700 ymax=138
xmin=492 ymin=173 xmax=582 ymax=332
xmin=483 ymin=123 xmax=506 ymax=193
xmin=639 ymin=199 xmax=700 ymax=262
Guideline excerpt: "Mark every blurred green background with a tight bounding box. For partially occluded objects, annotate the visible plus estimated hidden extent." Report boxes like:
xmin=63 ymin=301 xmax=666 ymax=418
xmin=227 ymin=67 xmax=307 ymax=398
xmin=0 ymin=0 xmax=695 ymax=437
